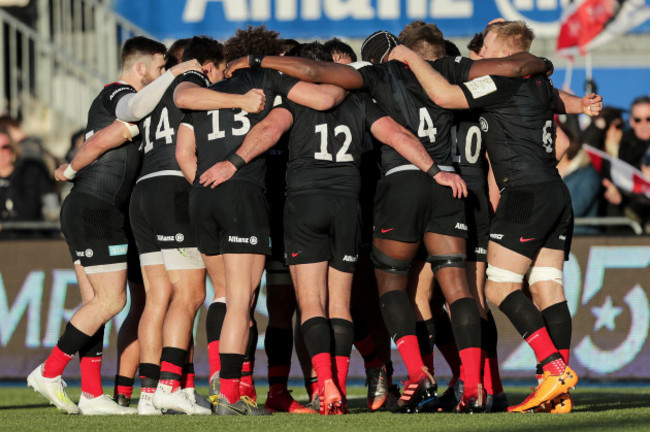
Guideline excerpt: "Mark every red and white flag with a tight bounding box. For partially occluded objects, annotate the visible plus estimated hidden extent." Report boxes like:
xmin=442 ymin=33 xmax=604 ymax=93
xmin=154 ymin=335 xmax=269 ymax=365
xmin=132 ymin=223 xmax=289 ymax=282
xmin=584 ymin=144 xmax=650 ymax=199
xmin=557 ymin=0 xmax=650 ymax=56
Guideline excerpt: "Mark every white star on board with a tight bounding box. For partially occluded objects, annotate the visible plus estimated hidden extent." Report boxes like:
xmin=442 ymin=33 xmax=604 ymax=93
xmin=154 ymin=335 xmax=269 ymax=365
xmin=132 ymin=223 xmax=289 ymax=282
xmin=591 ymin=296 xmax=623 ymax=331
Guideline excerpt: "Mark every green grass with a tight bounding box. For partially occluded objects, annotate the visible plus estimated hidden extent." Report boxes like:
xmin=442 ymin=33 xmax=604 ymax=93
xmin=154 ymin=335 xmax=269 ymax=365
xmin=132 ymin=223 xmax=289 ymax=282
xmin=3 ymin=384 xmax=650 ymax=431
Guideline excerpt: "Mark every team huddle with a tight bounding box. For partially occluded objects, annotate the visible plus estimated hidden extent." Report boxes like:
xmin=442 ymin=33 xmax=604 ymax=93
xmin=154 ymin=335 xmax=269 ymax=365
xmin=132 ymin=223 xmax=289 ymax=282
xmin=27 ymin=19 xmax=603 ymax=416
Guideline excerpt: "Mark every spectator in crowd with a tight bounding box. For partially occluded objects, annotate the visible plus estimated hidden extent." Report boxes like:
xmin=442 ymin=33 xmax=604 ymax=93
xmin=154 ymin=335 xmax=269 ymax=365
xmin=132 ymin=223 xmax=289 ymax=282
xmin=0 ymin=114 xmax=60 ymax=175
xmin=0 ymin=128 xmax=59 ymax=231
xmin=556 ymin=126 xmax=602 ymax=234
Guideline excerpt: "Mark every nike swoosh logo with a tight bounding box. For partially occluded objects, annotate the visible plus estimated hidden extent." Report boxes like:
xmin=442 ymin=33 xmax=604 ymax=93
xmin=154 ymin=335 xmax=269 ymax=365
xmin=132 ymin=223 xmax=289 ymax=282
xmin=291 ymin=252 xmax=300 ymax=257
xmin=520 ymin=237 xmax=535 ymax=242
xmin=381 ymin=228 xmax=394 ymax=233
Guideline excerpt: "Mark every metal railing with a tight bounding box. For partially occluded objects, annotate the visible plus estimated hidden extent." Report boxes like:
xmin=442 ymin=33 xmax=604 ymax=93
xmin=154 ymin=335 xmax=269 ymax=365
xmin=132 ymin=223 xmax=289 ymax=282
xmin=0 ymin=0 xmax=150 ymax=155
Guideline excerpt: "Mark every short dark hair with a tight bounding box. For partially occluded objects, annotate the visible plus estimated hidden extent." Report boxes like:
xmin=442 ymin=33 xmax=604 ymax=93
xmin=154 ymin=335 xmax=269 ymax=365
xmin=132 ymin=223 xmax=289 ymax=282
xmin=224 ymin=25 xmax=283 ymax=63
xmin=279 ymin=38 xmax=300 ymax=55
xmin=182 ymin=36 xmax=225 ymax=66
xmin=444 ymin=40 xmax=461 ymax=57
xmin=166 ymin=38 xmax=192 ymax=69
xmin=121 ymin=36 xmax=167 ymax=68
xmin=323 ymin=38 xmax=357 ymax=62
xmin=287 ymin=42 xmax=332 ymax=62
xmin=631 ymin=95 xmax=650 ymax=110
xmin=398 ymin=21 xmax=445 ymax=60
xmin=467 ymin=32 xmax=484 ymax=55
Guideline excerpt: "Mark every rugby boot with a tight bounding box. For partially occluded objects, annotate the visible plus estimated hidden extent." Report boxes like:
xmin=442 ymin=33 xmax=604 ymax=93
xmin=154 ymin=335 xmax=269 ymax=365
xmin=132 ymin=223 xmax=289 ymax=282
xmin=185 ymin=387 xmax=214 ymax=413
xmin=535 ymin=392 xmax=573 ymax=414
xmin=438 ymin=379 xmax=463 ymax=412
xmin=454 ymin=383 xmax=486 ymax=414
xmin=215 ymin=395 xmax=272 ymax=416
xmin=366 ymin=365 xmax=389 ymax=411
xmin=319 ymin=379 xmax=345 ymax=415
xmin=208 ymin=372 xmax=220 ymax=408
xmin=27 ymin=363 xmax=79 ymax=414
xmin=137 ymin=392 xmax=162 ymax=415
xmin=264 ymin=387 xmax=317 ymax=414
xmin=153 ymin=383 xmax=212 ymax=415
xmin=78 ymin=394 xmax=137 ymax=415
xmin=508 ymin=366 xmax=578 ymax=413
xmin=384 ymin=384 xmax=401 ymax=411
xmin=114 ymin=393 xmax=131 ymax=407
xmin=306 ymin=393 xmax=320 ymax=412
xmin=486 ymin=392 xmax=509 ymax=413
xmin=392 ymin=367 xmax=438 ymax=414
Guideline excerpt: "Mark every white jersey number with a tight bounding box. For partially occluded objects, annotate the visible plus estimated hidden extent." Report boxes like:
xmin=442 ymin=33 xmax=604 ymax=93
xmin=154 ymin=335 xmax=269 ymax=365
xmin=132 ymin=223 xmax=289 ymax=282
xmin=542 ymin=120 xmax=554 ymax=154
xmin=418 ymin=107 xmax=437 ymax=143
xmin=314 ymin=124 xmax=354 ymax=162
xmin=142 ymin=107 xmax=175 ymax=153
xmin=207 ymin=110 xmax=251 ymax=141
xmin=464 ymin=125 xmax=482 ymax=164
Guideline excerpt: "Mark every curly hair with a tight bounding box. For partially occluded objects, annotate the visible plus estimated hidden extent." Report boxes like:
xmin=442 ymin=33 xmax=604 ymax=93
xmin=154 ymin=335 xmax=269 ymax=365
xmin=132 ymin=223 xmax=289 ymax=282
xmin=398 ymin=20 xmax=445 ymax=60
xmin=224 ymin=25 xmax=283 ymax=63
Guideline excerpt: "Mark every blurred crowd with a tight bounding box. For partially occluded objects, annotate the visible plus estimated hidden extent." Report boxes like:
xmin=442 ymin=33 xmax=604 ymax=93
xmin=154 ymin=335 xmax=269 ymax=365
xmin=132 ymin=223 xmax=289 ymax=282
xmin=1 ymin=94 xmax=649 ymax=237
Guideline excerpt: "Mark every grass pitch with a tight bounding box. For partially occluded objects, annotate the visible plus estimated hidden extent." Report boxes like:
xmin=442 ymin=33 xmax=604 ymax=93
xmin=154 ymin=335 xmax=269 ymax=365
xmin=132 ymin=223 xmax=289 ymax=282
xmin=3 ymin=383 xmax=650 ymax=431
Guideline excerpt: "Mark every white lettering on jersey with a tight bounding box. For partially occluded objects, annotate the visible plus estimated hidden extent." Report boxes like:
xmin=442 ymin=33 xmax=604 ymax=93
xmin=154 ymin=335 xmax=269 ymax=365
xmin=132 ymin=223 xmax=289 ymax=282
xmin=464 ymin=75 xmax=497 ymax=99
xmin=490 ymin=233 xmax=504 ymax=240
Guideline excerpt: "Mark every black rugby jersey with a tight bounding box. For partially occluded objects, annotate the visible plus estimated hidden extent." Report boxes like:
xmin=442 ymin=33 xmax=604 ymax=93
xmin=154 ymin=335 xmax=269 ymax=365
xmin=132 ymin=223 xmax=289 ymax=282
xmin=74 ymin=82 xmax=141 ymax=207
xmin=452 ymin=110 xmax=488 ymax=184
xmin=137 ymin=70 xmax=208 ymax=178
xmin=183 ymin=69 xmax=298 ymax=189
xmin=356 ymin=56 xmax=473 ymax=172
xmin=460 ymin=74 xmax=560 ymax=189
xmin=279 ymin=92 xmax=385 ymax=198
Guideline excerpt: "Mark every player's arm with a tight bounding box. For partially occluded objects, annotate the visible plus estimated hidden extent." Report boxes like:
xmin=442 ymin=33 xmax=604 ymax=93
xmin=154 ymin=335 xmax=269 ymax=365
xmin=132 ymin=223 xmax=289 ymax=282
xmin=554 ymin=89 xmax=603 ymax=117
xmin=199 ymin=108 xmax=294 ymax=189
xmin=54 ymin=120 xmax=138 ymax=181
xmin=370 ymin=116 xmax=467 ymax=198
xmin=174 ymin=83 xmax=266 ymax=113
xmin=176 ymin=123 xmax=198 ymax=184
xmin=226 ymin=55 xmax=365 ymax=90
xmin=388 ymin=45 xmax=469 ymax=109
xmin=285 ymin=82 xmax=347 ymax=111
xmin=116 ymin=59 xmax=202 ymax=122
xmin=467 ymin=52 xmax=552 ymax=80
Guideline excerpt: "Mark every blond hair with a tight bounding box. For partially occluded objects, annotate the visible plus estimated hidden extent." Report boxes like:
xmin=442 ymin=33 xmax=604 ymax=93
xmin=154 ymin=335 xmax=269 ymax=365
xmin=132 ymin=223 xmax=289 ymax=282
xmin=484 ymin=20 xmax=534 ymax=53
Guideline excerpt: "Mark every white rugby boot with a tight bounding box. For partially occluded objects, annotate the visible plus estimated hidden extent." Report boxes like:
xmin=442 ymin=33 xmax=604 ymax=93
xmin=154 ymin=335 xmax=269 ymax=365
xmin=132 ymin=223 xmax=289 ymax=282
xmin=78 ymin=394 xmax=137 ymax=415
xmin=27 ymin=363 xmax=79 ymax=414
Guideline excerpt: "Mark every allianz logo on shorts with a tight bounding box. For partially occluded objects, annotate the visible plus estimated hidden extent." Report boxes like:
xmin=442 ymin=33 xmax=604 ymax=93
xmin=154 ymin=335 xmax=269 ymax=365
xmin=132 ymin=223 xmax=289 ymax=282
xmin=490 ymin=233 xmax=504 ymax=240
xmin=474 ymin=247 xmax=487 ymax=255
xmin=342 ymin=255 xmax=358 ymax=263
xmin=75 ymin=249 xmax=94 ymax=258
xmin=228 ymin=235 xmax=258 ymax=245
xmin=157 ymin=233 xmax=185 ymax=242
xmin=455 ymin=222 xmax=468 ymax=231
xmin=108 ymin=244 xmax=128 ymax=256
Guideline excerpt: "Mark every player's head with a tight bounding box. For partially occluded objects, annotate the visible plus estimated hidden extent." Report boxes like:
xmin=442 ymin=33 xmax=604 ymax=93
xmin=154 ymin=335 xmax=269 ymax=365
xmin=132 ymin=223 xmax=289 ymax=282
xmin=467 ymin=32 xmax=484 ymax=60
xmin=398 ymin=21 xmax=445 ymax=61
xmin=183 ymin=36 xmax=226 ymax=83
xmin=166 ymin=38 xmax=192 ymax=69
xmin=286 ymin=42 xmax=333 ymax=62
xmin=323 ymin=38 xmax=357 ymax=64
xmin=121 ymin=36 xmax=168 ymax=88
xmin=0 ymin=128 xmax=19 ymax=165
xmin=224 ymin=25 xmax=283 ymax=63
xmin=444 ymin=40 xmax=461 ymax=58
xmin=361 ymin=30 xmax=399 ymax=64
xmin=630 ymin=95 xmax=650 ymax=141
xmin=279 ymin=38 xmax=300 ymax=56
xmin=480 ymin=20 xmax=534 ymax=58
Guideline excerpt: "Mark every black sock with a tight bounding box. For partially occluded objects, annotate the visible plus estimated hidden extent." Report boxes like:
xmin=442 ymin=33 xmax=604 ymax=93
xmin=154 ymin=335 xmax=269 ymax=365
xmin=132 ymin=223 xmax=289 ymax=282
xmin=206 ymin=302 xmax=227 ymax=344
xmin=498 ymin=290 xmax=546 ymax=339
xmin=379 ymin=290 xmax=416 ymax=342
xmin=542 ymin=301 xmax=572 ymax=352
xmin=57 ymin=322 xmax=92 ymax=356
xmin=330 ymin=318 xmax=354 ymax=357
xmin=301 ymin=316 xmax=331 ymax=357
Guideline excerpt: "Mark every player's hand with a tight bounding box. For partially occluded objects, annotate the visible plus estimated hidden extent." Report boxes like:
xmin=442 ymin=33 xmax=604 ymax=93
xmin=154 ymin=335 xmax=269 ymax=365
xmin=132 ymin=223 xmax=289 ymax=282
xmin=387 ymin=44 xmax=415 ymax=64
xmin=199 ymin=161 xmax=237 ymax=189
xmin=602 ymin=178 xmax=622 ymax=205
xmin=239 ymin=89 xmax=266 ymax=113
xmin=54 ymin=164 xmax=71 ymax=181
xmin=433 ymin=171 xmax=468 ymax=199
xmin=583 ymin=93 xmax=603 ymax=117
xmin=225 ymin=56 xmax=250 ymax=79
xmin=170 ymin=59 xmax=202 ymax=76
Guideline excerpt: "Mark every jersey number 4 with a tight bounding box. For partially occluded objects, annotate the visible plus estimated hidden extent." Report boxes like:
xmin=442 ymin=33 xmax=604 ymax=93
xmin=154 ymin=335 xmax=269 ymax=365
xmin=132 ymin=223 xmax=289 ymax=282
xmin=314 ymin=123 xmax=353 ymax=162
xmin=418 ymin=107 xmax=437 ymax=143
xmin=142 ymin=107 xmax=174 ymax=153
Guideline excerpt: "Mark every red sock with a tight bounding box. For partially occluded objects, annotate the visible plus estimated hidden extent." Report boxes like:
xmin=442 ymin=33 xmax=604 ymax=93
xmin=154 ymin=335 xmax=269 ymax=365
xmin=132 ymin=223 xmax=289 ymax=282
xmin=43 ymin=346 xmax=74 ymax=378
xmin=526 ymin=328 xmax=564 ymax=374
xmin=311 ymin=352 xmax=333 ymax=389
xmin=334 ymin=356 xmax=350 ymax=396
xmin=159 ymin=361 xmax=183 ymax=392
xmin=80 ymin=356 xmax=103 ymax=398
xmin=483 ymin=356 xmax=504 ymax=395
xmin=437 ymin=342 xmax=461 ymax=383
xmin=396 ymin=335 xmax=426 ymax=382
xmin=240 ymin=361 xmax=255 ymax=400
xmin=354 ymin=335 xmax=383 ymax=369
xmin=423 ymin=352 xmax=434 ymax=376
xmin=208 ymin=341 xmax=220 ymax=380
xmin=116 ymin=384 xmax=134 ymax=399
xmin=182 ymin=370 xmax=195 ymax=389
xmin=458 ymin=347 xmax=482 ymax=398
xmin=559 ymin=349 xmax=570 ymax=365
xmin=220 ymin=378 xmax=240 ymax=403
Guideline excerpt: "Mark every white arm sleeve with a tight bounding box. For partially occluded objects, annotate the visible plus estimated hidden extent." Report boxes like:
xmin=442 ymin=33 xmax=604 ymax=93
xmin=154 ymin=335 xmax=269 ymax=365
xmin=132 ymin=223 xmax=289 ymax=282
xmin=115 ymin=70 xmax=176 ymax=122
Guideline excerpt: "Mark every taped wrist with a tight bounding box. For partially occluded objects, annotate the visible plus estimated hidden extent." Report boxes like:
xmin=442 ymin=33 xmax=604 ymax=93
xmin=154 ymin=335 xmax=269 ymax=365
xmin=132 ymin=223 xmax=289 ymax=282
xmin=426 ymin=163 xmax=441 ymax=178
xmin=226 ymin=152 xmax=246 ymax=170
xmin=249 ymin=54 xmax=265 ymax=69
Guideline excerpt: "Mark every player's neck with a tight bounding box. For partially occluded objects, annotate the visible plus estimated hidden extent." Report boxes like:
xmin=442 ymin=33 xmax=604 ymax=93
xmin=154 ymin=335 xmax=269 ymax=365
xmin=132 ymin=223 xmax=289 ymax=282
xmin=119 ymin=71 xmax=143 ymax=91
